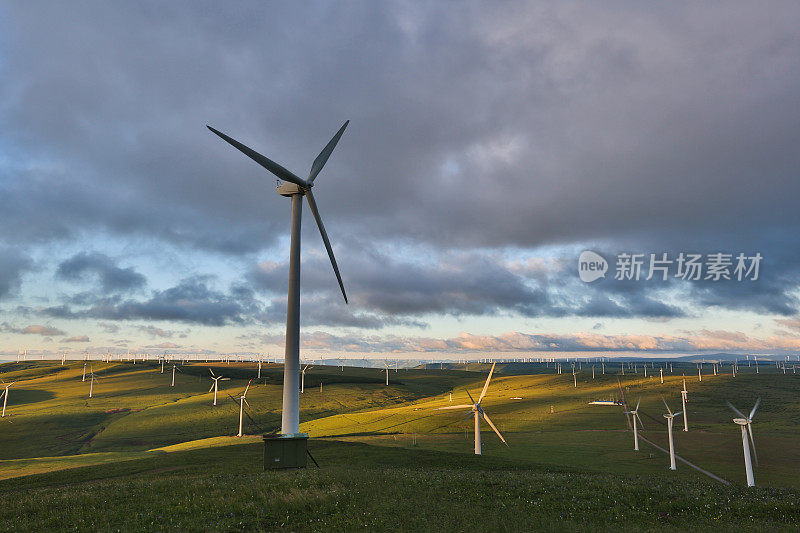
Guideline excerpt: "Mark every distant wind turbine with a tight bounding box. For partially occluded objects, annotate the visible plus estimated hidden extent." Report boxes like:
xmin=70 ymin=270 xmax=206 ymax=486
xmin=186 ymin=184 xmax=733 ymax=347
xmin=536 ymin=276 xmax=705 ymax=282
xmin=208 ymin=369 xmax=230 ymax=406
xmin=383 ymin=361 xmax=390 ymax=386
xmin=435 ymin=362 xmax=507 ymax=455
xmin=301 ymin=364 xmax=312 ymax=393
xmin=88 ymin=365 xmax=102 ymax=398
xmin=624 ymin=398 xmax=644 ymax=451
xmin=727 ymin=398 xmax=760 ymax=487
xmin=237 ymin=380 xmax=253 ymax=437
xmin=208 ymin=121 xmax=349 ymax=436
xmin=662 ymin=397 xmax=682 ymax=470
xmin=171 ymin=364 xmax=182 ymax=387
xmin=1 ymin=381 xmax=16 ymax=417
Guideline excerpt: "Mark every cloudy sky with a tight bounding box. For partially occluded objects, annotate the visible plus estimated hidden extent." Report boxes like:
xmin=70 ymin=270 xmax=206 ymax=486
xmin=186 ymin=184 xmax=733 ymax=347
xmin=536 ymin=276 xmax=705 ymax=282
xmin=2 ymin=2 xmax=800 ymax=358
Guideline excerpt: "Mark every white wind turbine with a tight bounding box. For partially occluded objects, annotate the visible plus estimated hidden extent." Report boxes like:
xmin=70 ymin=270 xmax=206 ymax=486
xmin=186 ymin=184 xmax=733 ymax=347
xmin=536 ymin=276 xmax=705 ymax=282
xmin=383 ymin=361 xmax=390 ymax=386
xmin=208 ymin=369 xmax=230 ymax=406
xmin=301 ymin=364 xmax=312 ymax=393
xmin=208 ymin=121 xmax=349 ymax=436
xmin=435 ymin=362 xmax=507 ymax=455
xmin=88 ymin=365 xmax=102 ymax=398
xmin=170 ymin=364 xmax=182 ymax=387
xmin=82 ymin=362 xmax=87 ymax=382
xmin=727 ymin=398 xmax=760 ymax=487
xmin=624 ymin=398 xmax=644 ymax=451
xmin=662 ymin=397 xmax=682 ymax=470
xmin=237 ymin=380 xmax=253 ymax=437
xmin=1 ymin=381 xmax=16 ymax=417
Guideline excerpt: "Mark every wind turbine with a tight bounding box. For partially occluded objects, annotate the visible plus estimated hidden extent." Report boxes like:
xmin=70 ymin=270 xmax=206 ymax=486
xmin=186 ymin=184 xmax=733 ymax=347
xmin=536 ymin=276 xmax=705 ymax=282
xmin=300 ymin=363 xmax=313 ymax=393
xmin=1 ymin=381 xmax=16 ymax=417
xmin=170 ymin=364 xmax=182 ymax=387
xmin=435 ymin=362 xmax=507 ymax=455
xmin=237 ymin=380 xmax=253 ymax=437
xmin=208 ymin=121 xmax=349 ymax=436
xmin=624 ymin=398 xmax=644 ymax=451
xmin=88 ymin=365 xmax=101 ymax=398
xmin=662 ymin=397 xmax=682 ymax=470
xmin=727 ymin=398 xmax=760 ymax=487
xmin=208 ymin=369 xmax=230 ymax=406
xmin=680 ymin=385 xmax=689 ymax=432
xmin=383 ymin=361 xmax=390 ymax=386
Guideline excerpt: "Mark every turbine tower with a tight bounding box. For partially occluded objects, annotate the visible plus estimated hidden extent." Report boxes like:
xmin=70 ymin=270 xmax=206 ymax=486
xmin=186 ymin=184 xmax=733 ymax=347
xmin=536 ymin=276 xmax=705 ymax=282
xmin=727 ymin=398 xmax=760 ymax=487
xmin=435 ymin=362 xmax=508 ymax=455
xmin=624 ymin=398 xmax=644 ymax=451
xmin=662 ymin=397 xmax=682 ymax=470
xmin=208 ymin=121 xmax=349 ymax=435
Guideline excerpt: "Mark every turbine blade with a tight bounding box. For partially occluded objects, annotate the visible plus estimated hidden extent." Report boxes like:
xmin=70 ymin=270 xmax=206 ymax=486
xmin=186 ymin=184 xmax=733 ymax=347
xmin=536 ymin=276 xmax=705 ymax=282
xmin=209 ymin=368 xmax=216 ymax=377
xmin=465 ymin=389 xmax=476 ymax=405
xmin=636 ymin=397 xmax=641 ymax=411
xmin=481 ymin=411 xmax=508 ymax=445
xmin=749 ymin=397 xmax=761 ymax=419
xmin=206 ymin=125 xmax=307 ymax=188
xmin=243 ymin=379 xmax=252 ymax=396
xmin=208 ymin=384 xmax=215 ymax=393
xmin=726 ymin=401 xmax=747 ymax=419
xmin=747 ymin=423 xmax=758 ymax=467
xmin=243 ymin=398 xmax=250 ymax=408
xmin=478 ymin=362 xmax=496 ymax=403
xmin=636 ymin=412 xmax=645 ymax=430
xmin=221 ymin=378 xmax=230 ymax=381
xmin=435 ymin=405 xmax=473 ymax=410
xmin=307 ymin=120 xmax=348 ymax=184
xmin=673 ymin=411 xmax=683 ymax=416
xmin=305 ymin=189 xmax=347 ymax=303
xmin=662 ymin=396 xmax=672 ymax=415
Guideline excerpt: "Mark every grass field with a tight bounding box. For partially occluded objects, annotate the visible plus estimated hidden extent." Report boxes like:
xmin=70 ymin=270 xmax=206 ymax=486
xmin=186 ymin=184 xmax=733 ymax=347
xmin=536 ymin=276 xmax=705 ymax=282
xmin=0 ymin=359 xmax=798 ymax=531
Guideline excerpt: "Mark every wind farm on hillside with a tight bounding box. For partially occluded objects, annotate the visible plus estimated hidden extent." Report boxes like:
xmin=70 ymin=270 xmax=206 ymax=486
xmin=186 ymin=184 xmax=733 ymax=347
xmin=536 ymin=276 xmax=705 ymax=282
xmin=0 ymin=356 xmax=798 ymax=530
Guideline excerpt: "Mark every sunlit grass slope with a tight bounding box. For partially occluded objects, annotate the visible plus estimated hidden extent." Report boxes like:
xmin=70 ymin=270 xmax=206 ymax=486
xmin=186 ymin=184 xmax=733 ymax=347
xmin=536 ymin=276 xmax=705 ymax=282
xmin=0 ymin=361 xmax=798 ymax=530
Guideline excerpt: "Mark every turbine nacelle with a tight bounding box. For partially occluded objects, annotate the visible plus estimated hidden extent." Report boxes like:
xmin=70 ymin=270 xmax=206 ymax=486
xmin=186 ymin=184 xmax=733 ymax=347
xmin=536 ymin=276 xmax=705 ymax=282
xmin=277 ymin=181 xmax=306 ymax=197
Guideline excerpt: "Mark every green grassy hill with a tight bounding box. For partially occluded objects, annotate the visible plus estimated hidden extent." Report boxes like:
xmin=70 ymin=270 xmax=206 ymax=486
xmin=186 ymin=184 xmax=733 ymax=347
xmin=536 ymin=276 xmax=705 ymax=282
xmin=0 ymin=360 xmax=798 ymax=531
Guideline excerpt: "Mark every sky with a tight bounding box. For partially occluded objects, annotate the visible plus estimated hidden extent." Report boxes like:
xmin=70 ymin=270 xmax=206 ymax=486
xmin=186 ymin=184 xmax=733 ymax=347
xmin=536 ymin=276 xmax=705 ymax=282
xmin=1 ymin=2 xmax=800 ymax=358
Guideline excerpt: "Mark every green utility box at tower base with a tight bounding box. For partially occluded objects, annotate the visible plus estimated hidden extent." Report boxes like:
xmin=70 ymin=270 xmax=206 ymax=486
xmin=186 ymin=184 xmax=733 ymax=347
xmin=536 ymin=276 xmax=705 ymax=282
xmin=263 ymin=433 xmax=308 ymax=469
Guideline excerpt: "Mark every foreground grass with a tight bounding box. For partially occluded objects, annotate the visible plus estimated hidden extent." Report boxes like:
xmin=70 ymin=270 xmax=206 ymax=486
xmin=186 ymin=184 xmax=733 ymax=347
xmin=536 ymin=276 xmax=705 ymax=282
xmin=0 ymin=440 xmax=797 ymax=532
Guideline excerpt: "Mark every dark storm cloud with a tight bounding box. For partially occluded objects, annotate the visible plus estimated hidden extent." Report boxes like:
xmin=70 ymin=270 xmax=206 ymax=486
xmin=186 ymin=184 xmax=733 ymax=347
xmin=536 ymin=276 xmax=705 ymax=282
xmin=2 ymin=3 xmax=799 ymax=252
xmin=2 ymin=3 xmax=800 ymax=328
xmin=248 ymin=245 xmax=685 ymax=320
xmin=43 ymin=276 xmax=257 ymax=326
xmin=56 ymin=252 xmax=146 ymax=293
xmin=0 ymin=247 xmax=33 ymax=299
